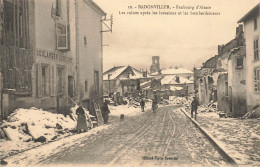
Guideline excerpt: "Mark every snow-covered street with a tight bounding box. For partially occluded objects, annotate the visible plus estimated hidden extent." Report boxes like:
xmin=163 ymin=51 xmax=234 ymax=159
xmin=2 ymin=105 xmax=228 ymax=166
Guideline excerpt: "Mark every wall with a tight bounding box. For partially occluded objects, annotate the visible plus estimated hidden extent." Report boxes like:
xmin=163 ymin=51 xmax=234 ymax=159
xmin=77 ymin=0 xmax=103 ymax=101
xmin=244 ymin=10 xmax=260 ymax=110
xmin=4 ymin=0 xmax=76 ymax=112
xmin=217 ymin=73 xmax=229 ymax=113
xmin=228 ymin=47 xmax=247 ymax=116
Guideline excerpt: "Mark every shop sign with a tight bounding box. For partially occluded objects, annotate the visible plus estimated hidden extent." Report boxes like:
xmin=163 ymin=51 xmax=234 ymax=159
xmin=36 ymin=48 xmax=72 ymax=63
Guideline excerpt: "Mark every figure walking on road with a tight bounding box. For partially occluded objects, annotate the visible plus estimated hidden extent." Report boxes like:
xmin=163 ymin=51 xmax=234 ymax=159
xmin=140 ymin=99 xmax=145 ymax=112
xmin=102 ymin=100 xmax=110 ymax=124
xmin=152 ymin=98 xmax=157 ymax=113
xmin=76 ymin=107 xmax=88 ymax=133
xmin=128 ymin=97 xmax=133 ymax=108
xmin=191 ymin=97 xmax=199 ymax=120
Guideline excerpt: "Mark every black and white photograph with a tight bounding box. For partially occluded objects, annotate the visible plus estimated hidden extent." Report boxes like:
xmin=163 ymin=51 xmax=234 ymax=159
xmin=0 ymin=0 xmax=260 ymax=166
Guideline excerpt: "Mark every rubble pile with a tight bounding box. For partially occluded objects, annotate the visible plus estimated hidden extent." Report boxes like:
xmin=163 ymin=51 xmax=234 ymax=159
xmin=0 ymin=106 xmax=92 ymax=143
xmin=169 ymin=96 xmax=192 ymax=106
xmin=197 ymin=101 xmax=218 ymax=113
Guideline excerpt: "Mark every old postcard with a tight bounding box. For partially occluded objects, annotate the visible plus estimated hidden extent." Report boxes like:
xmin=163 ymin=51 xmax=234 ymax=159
xmin=0 ymin=0 xmax=260 ymax=166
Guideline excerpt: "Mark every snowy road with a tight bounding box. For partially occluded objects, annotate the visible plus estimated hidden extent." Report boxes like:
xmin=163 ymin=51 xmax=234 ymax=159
xmin=6 ymin=105 xmax=227 ymax=166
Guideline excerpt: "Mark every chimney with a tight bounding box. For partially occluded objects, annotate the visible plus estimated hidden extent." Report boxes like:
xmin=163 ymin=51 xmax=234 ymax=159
xmin=176 ymin=76 xmax=180 ymax=83
xmin=218 ymin=45 xmax=224 ymax=55
xmin=108 ymin=73 xmax=112 ymax=80
xmin=236 ymin=24 xmax=243 ymax=37
xmin=143 ymin=71 xmax=147 ymax=78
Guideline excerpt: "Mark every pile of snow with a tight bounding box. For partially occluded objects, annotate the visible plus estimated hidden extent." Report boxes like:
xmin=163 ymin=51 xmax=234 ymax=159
xmin=0 ymin=107 xmax=79 ymax=143
xmin=0 ymin=106 xmax=94 ymax=144
xmin=169 ymin=96 xmax=191 ymax=106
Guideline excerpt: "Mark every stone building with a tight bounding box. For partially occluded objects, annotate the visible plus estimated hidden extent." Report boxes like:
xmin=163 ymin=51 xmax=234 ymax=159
xmin=238 ymin=3 xmax=260 ymax=112
xmin=0 ymin=0 xmax=105 ymax=120
xmin=194 ymin=57 xmax=217 ymax=105
xmin=227 ymin=46 xmax=247 ymax=116
xmin=194 ymin=25 xmax=245 ymax=112
xmin=103 ymin=66 xmax=150 ymax=96
xmin=161 ymin=75 xmax=194 ymax=96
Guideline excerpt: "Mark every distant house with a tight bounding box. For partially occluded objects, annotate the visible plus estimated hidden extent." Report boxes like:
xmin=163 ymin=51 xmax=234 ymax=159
xmin=103 ymin=66 xmax=150 ymax=96
xmin=151 ymin=67 xmax=193 ymax=79
xmin=238 ymin=3 xmax=260 ymax=112
xmin=161 ymin=75 xmax=194 ymax=96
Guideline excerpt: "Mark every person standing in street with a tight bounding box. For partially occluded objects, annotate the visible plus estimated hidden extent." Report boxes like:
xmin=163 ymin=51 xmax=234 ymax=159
xmin=102 ymin=100 xmax=110 ymax=124
xmin=76 ymin=107 xmax=88 ymax=133
xmin=140 ymin=99 xmax=145 ymax=112
xmin=128 ymin=97 xmax=133 ymax=108
xmin=152 ymin=98 xmax=157 ymax=113
xmin=191 ymin=97 xmax=199 ymax=120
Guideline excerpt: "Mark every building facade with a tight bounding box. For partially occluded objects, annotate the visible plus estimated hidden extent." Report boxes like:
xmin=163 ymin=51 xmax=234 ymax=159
xmin=238 ymin=4 xmax=260 ymax=111
xmin=0 ymin=0 xmax=105 ymax=119
xmin=228 ymin=46 xmax=247 ymax=116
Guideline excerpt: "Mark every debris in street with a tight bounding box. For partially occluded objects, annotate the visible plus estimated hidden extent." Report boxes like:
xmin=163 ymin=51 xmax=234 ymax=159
xmin=242 ymin=105 xmax=260 ymax=119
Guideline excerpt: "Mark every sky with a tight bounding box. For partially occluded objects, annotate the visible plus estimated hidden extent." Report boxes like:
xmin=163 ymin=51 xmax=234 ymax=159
xmin=94 ymin=0 xmax=260 ymax=72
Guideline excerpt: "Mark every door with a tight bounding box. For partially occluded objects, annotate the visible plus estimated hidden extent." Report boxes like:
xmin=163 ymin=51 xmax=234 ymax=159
xmin=68 ymin=76 xmax=74 ymax=98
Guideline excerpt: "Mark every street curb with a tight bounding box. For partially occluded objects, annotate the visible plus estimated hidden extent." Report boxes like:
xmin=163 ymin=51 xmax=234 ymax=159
xmin=179 ymin=107 xmax=237 ymax=166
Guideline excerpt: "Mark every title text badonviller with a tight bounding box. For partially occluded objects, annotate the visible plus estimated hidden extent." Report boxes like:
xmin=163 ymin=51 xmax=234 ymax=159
xmin=138 ymin=5 xmax=171 ymax=9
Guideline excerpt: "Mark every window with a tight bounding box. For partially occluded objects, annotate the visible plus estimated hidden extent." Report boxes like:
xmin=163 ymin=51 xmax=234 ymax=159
xmin=57 ymin=24 xmax=68 ymax=50
xmin=94 ymin=71 xmax=99 ymax=93
xmin=85 ymin=81 xmax=88 ymax=92
xmin=42 ymin=66 xmax=47 ymax=95
xmin=254 ymin=39 xmax=259 ymax=60
xmin=254 ymin=68 xmax=260 ymax=93
xmin=68 ymin=76 xmax=74 ymax=97
xmin=3 ymin=0 xmax=29 ymax=48
xmin=57 ymin=68 xmax=64 ymax=94
xmin=254 ymin=18 xmax=257 ymax=30
xmin=236 ymin=58 xmax=243 ymax=68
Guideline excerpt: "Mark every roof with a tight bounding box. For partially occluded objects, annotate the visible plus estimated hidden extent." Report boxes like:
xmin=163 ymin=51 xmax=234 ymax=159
xmin=84 ymin=0 xmax=106 ymax=16
xmin=238 ymin=3 xmax=260 ymax=23
xmin=103 ymin=66 xmax=127 ymax=80
xmin=161 ymin=75 xmax=193 ymax=85
xmin=103 ymin=66 xmax=144 ymax=80
xmin=161 ymin=68 xmax=193 ymax=75
xmin=170 ymin=86 xmax=183 ymax=91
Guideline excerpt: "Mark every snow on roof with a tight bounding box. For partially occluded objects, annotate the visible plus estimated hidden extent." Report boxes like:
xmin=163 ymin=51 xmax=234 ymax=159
xmin=161 ymin=75 xmax=176 ymax=85
xmin=161 ymin=75 xmax=193 ymax=85
xmin=103 ymin=66 xmax=146 ymax=80
xmin=161 ymin=68 xmax=193 ymax=75
xmin=140 ymin=80 xmax=151 ymax=86
xmin=103 ymin=66 xmax=128 ymax=80
xmin=170 ymin=86 xmax=183 ymax=91
xmin=131 ymin=68 xmax=143 ymax=78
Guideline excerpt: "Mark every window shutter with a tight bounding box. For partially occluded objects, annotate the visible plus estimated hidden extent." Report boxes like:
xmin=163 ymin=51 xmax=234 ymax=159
xmin=35 ymin=63 xmax=42 ymax=97
xmin=67 ymin=24 xmax=70 ymax=50
xmin=50 ymin=65 xmax=55 ymax=96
